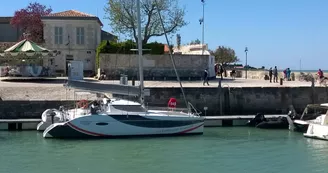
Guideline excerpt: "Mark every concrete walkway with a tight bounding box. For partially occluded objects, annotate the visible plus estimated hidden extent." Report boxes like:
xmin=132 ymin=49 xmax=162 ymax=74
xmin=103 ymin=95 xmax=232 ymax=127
xmin=0 ymin=77 xmax=320 ymax=101
xmin=0 ymin=77 xmax=317 ymax=88
xmin=102 ymin=78 xmax=315 ymax=88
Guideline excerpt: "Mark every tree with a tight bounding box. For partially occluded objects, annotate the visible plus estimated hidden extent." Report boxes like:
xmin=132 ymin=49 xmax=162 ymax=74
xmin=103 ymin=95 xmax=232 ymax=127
xmin=212 ymin=46 xmax=239 ymax=64
xmin=176 ymin=34 xmax=181 ymax=49
xmin=189 ymin=39 xmax=201 ymax=45
xmin=10 ymin=2 xmax=52 ymax=43
xmin=105 ymin=0 xmax=187 ymax=45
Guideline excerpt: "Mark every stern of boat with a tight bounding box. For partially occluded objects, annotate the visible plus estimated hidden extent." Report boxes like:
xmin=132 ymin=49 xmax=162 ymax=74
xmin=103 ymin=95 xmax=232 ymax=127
xmin=37 ymin=121 xmax=51 ymax=131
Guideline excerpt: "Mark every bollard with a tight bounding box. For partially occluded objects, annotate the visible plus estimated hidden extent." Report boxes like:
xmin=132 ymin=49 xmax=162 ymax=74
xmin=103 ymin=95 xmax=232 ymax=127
xmin=311 ymin=78 xmax=315 ymax=88
xmin=218 ymin=78 xmax=222 ymax=88
xmin=280 ymin=78 xmax=283 ymax=85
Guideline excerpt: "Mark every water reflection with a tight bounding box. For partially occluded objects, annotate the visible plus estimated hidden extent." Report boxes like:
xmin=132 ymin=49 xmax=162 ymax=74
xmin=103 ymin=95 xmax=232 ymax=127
xmin=305 ymin=138 xmax=328 ymax=150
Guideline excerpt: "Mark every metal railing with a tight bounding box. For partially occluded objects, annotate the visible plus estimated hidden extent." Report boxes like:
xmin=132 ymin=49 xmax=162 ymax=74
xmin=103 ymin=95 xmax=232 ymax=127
xmin=146 ymin=103 xmax=202 ymax=117
xmin=188 ymin=102 xmax=202 ymax=116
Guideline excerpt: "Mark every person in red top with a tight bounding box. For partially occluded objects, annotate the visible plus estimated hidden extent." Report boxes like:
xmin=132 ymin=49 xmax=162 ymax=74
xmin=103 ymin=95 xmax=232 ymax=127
xmin=318 ymin=69 xmax=324 ymax=79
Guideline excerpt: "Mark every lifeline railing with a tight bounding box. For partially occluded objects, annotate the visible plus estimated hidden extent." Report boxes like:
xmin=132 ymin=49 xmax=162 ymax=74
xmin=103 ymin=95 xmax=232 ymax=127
xmin=188 ymin=102 xmax=202 ymax=117
xmin=146 ymin=103 xmax=202 ymax=117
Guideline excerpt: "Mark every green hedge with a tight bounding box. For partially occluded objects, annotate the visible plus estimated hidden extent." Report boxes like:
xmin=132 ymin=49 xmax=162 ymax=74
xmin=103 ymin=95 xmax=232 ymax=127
xmin=95 ymin=40 xmax=165 ymax=69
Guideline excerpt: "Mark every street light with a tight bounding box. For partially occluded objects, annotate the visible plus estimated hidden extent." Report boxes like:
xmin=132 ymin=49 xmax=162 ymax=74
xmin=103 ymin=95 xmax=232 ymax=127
xmin=199 ymin=0 xmax=205 ymax=55
xmin=245 ymin=47 xmax=248 ymax=79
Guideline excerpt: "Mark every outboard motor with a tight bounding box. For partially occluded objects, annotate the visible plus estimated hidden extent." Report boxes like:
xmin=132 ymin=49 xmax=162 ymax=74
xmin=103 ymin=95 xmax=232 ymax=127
xmin=49 ymin=111 xmax=56 ymax=124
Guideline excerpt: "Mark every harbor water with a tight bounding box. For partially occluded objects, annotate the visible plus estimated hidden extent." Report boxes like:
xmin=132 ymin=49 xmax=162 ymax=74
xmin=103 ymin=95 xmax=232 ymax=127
xmin=1 ymin=127 xmax=328 ymax=173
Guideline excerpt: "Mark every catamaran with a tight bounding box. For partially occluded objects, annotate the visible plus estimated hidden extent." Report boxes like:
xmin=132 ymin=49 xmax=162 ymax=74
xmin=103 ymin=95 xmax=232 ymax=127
xmin=42 ymin=0 xmax=204 ymax=138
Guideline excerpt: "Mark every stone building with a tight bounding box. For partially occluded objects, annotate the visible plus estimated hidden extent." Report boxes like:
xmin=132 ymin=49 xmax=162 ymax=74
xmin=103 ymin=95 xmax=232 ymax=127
xmin=173 ymin=44 xmax=211 ymax=55
xmin=42 ymin=10 xmax=107 ymax=76
xmin=0 ymin=10 xmax=117 ymax=76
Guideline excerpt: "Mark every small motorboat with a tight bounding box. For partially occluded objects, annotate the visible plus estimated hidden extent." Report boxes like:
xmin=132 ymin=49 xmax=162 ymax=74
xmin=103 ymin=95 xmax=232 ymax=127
xmin=304 ymin=114 xmax=328 ymax=141
xmin=291 ymin=103 xmax=328 ymax=133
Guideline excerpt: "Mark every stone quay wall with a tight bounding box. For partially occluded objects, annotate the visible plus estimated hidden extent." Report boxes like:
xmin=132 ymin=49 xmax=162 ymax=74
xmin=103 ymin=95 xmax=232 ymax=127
xmin=1 ymin=86 xmax=327 ymax=119
xmin=142 ymin=87 xmax=328 ymax=115
xmin=99 ymin=54 xmax=214 ymax=80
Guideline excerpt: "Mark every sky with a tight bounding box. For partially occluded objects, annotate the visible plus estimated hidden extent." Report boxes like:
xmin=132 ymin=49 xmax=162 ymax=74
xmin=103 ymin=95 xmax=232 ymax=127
xmin=1 ymin=0 xmax=328 ymax=70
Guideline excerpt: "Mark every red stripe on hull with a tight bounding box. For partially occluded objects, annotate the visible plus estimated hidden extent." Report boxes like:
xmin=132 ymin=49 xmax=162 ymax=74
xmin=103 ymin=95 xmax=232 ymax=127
xmin=176 ymin=123 xmax=204 ymax=134
xmin=67 ymin=122 xmax=112 ymax=137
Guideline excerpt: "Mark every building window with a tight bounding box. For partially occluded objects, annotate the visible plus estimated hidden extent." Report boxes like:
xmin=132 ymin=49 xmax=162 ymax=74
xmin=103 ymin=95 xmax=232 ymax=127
xmin=76 ymin=27 xmax=85 ymax=45
xmin=54 ymin=27 xmax=63 ymax=44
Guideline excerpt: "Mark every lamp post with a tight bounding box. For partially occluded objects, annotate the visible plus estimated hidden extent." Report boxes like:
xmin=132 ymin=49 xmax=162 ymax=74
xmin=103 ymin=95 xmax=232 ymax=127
xmin=245 ymin=47 xmax=248 ymax=79
xmin=199 ymin=0 xmax=205 ymax=55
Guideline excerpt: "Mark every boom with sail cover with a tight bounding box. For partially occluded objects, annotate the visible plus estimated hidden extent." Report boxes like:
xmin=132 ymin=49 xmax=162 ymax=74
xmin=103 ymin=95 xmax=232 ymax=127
xmin=64 ymin=80 xmax=140 ymax=96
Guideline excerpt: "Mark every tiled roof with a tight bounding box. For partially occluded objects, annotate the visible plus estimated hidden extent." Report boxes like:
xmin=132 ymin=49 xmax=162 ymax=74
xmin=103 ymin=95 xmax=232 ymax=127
xmin=44 ymin=10 xmax=103 ymax=26
xmin=47 ymin=10 xmax=96 ymax=17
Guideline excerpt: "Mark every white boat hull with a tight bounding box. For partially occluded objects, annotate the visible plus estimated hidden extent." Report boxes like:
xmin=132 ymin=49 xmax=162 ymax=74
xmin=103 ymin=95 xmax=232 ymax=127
xmin=43 ymin=114 xmax=204 ymax=138
xmin=304 ymin=124 xmax=328 ymax=141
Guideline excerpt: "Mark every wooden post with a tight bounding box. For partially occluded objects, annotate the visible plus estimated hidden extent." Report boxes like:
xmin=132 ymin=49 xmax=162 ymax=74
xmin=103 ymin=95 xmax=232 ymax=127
xmin=280 ymin=78 xmax=283 ymax=85
xmin=17 ymin=123 xmax=22 ymax=130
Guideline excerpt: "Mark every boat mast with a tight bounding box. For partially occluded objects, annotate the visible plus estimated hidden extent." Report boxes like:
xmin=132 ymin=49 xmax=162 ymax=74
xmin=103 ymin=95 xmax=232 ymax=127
xmin=137 ymin=0 xmax=144 ymax=106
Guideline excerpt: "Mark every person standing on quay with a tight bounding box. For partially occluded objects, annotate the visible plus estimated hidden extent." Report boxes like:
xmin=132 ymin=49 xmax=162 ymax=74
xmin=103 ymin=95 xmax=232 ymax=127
xmin=219 ymin=64 xmax=224 ymax=80
xmin=273 ymin=66 xmax=278 ymax=83
xmin=269 ymin=67 xmax=273 ymax=83
xmin=286 ymin=68 xmax=291 ymax=81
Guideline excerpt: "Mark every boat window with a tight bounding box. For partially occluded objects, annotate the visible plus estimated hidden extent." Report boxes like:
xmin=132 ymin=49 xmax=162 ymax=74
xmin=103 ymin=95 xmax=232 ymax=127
xmin=302 ymin=106 xmax=328 ymax=120
xmin=112 ymin=105 xmax=146 ymax=112
xmin=96 ymin=122 xmax=108 ymax=126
